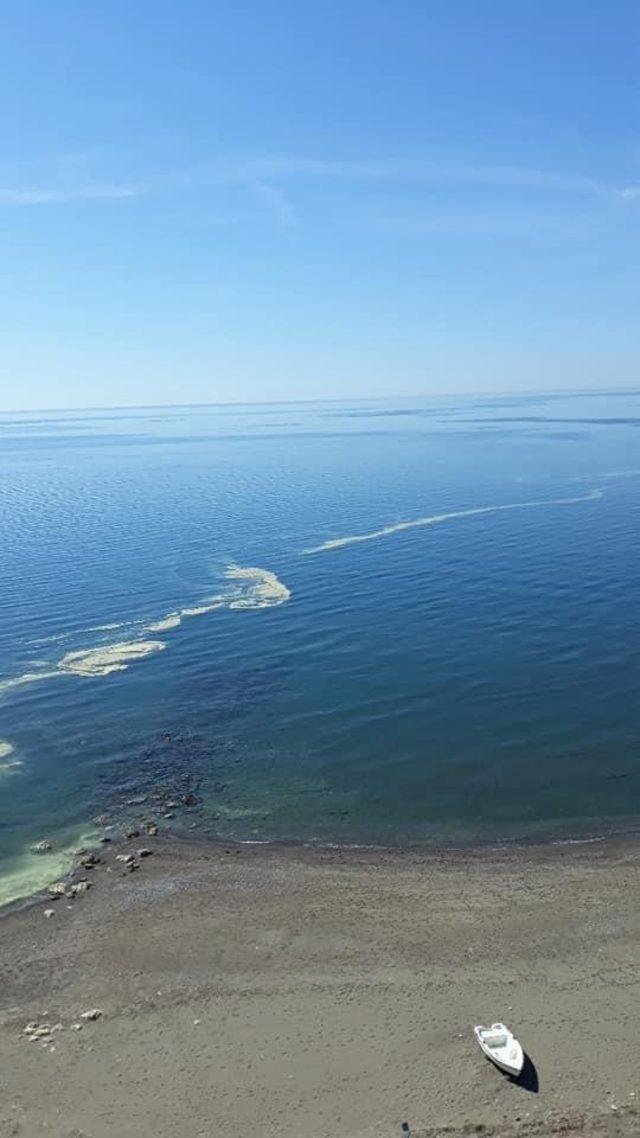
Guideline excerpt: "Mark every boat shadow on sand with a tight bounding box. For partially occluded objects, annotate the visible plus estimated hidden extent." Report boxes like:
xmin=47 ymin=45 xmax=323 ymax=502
xmin=512 ymin=1053 xmax=539 ymax=1093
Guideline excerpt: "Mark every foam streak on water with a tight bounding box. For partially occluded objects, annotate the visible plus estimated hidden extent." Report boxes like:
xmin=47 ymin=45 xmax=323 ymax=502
xmin=303 ymin=488 xmax=604 ymax=553
xmin=0 ymin=670 xmax=61 ymax=695
xmin=0 ymin=740 xmax=22 ymax=777
xmin=146 ymin=613 xmax=182 ymax=632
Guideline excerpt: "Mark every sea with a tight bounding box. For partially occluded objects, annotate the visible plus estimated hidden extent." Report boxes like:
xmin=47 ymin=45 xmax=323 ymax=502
xmin=1 ymin=390 xmax=640 ymax=904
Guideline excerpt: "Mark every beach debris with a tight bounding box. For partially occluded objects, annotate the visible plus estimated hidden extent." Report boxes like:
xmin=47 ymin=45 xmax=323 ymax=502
xmin=70 ymin=1023 xmax=83 ymax=1031
xmin=80 ymin=853 xmax=101 ymax=869
xmin=193 ymin=1019 xmax=201 ymax=1026
xmin=122 ymin=828 xmax=140 ymax=839
xmin=100 ymin=835 xmax=112 ymax=843
xmin=115 ymin=853 xmax=134 ymax=864
xmin=137 ymin=848 xmax=153 ymax=858
xmin=163 ymin=812 xmax=175 ymax=819
xmin=31 ymin=839 xmax=53 ymax=854
xmin=44 ymin=909 xmax=55 ymax=919
xmin=79 ymin=1008 xmax=102 ymax=1022
xmin=47 ymin=882 xmax=67 ymax=898
xmin=145 ymin=822 xmax=158 ymax=836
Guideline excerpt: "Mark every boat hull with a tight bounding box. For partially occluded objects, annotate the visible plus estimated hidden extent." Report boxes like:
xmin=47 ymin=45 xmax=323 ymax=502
xmin=474 ymin=1025 xmax=524 ymax=1078
xmin=485 ymin=1049 xmax=523 ymax=1077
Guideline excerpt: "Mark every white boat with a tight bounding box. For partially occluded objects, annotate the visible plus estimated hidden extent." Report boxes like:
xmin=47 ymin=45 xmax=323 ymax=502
xmin=474 ymin=1022 xmax=524 ymax=1077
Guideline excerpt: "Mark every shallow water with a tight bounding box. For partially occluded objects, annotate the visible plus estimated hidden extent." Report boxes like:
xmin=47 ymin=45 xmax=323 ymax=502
xmin=2 ymin=391 xmax=640 ymax=900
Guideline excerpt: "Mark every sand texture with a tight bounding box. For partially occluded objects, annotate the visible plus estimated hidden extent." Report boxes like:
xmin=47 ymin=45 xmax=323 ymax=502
xmin=2 ymin=837 xmax=640 ymax=1137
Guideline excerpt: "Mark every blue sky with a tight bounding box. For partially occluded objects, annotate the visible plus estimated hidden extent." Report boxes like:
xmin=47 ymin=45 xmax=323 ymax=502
xmin=1 ymin=1 xmax=638 ymax=410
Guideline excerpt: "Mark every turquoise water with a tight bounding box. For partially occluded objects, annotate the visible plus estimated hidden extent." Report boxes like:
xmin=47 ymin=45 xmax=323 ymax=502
xmin=1 ymin=391 xmax=640 ymax=899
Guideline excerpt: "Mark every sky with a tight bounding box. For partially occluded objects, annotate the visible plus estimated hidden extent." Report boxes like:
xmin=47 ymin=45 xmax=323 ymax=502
xmin=0 ymin=1 xmax=639 ymax=411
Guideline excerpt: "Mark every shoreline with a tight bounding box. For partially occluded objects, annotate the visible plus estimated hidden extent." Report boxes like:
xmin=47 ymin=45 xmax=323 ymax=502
xmin=3 ymin=833 xmax=640 ymax=1135
xmin=5 ymin=812 xmax=640 ymax=918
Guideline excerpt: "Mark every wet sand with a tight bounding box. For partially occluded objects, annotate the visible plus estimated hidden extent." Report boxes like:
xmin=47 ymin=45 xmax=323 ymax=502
xmin=2 ymin=835 xmax=640 ymax=1137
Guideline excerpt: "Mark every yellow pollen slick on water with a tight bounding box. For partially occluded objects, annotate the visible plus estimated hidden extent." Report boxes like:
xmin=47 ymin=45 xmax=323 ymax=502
xmin=0 ymin=564 xmax=291 ymax=696
xmin=303 ymin=489 xmax=603 ymax=553
xmin=58 ymin=640 xmax=167 ymax=677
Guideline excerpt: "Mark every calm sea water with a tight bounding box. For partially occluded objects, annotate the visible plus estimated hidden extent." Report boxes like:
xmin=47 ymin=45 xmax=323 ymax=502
xmin=1 ymin=391 xmax=640 ymax=901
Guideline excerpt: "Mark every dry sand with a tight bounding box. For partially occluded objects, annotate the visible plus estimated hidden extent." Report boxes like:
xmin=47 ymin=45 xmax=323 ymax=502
xmin=2 ymin=835 xmax=640 ymax=1138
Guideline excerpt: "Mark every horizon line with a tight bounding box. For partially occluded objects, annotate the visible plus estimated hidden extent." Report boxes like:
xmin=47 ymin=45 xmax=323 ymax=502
xmin=0 ymin=382 xmax=639 ymax=417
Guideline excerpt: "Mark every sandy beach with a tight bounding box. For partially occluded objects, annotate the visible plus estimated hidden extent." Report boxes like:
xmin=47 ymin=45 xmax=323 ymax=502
xmin=2 ymin=835 xmax=640 ymax=1138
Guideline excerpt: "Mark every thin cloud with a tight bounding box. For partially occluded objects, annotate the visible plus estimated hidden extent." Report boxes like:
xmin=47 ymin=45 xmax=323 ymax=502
xmin=363 ymin=210 xmax=564 ymax=237
xmin=250 ymin=180 xmax=298 ymax=227
xmin=0 ymin=153 xmax=637 ymax=213
xmin=0 ymin=183 xmax=144 ymax=205
xmin=206 ymin=155 xmax=636 ymax=201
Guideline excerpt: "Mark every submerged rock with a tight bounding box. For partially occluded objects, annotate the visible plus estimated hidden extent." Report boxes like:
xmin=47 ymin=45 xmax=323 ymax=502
xmin=31 ymin=840 xmax=53 ymax=854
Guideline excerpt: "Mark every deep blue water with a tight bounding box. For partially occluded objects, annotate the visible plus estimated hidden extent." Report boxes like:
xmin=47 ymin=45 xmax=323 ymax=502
xmin=1 ymin=391 xmax=640 ymax=901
